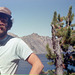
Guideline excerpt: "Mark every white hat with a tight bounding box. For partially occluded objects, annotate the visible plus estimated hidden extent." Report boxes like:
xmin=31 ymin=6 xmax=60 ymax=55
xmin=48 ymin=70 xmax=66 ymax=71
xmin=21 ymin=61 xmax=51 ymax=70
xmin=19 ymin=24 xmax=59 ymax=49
xmin=0 ymin=7 xmax=11 ymax=17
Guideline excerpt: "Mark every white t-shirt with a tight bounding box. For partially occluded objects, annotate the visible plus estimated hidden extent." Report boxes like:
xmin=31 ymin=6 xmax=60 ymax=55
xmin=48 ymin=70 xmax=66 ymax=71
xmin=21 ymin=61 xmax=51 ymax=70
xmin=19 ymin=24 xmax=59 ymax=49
xmin=0 ymin=35 xmax=33 ymax=75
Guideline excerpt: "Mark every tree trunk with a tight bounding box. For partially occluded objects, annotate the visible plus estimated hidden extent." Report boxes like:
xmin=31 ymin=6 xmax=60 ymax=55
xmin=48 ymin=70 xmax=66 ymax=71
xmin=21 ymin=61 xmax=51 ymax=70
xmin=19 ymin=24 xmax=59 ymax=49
xmin=51 ymin=24 xmax=63 ymax=75
xmin=55 ymin=39 xmax=63 ymax=75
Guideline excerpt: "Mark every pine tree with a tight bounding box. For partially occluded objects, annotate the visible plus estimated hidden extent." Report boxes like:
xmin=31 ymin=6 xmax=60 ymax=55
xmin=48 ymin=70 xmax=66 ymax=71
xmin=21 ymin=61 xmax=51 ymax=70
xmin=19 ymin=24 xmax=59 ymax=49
xmin=46 ymin=11 xmax=63 ymax=75
xmin=51 ymin=11 xmax=63 ymax=75
xmin=46 ymin=6 xmax=75 ymax=75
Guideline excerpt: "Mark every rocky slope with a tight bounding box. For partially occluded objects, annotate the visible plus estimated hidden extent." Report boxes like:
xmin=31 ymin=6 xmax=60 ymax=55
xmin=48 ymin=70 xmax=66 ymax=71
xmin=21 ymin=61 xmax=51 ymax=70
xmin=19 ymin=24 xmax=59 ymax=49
xmin=8 ymin=32 xmax=53 ymax=54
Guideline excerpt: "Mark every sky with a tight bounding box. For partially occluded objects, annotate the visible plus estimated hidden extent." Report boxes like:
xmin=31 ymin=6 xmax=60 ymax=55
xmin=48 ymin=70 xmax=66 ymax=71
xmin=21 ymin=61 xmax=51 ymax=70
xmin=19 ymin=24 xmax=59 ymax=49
xmin=0 ymin=0 xmax=75 ymax=37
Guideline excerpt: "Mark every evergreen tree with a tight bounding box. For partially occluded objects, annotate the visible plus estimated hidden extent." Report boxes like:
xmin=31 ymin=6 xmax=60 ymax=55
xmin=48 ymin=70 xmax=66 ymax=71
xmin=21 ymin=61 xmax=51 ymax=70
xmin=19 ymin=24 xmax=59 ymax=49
xmin=46 ymin=6 xmax=75 ymax=75
xmin=46 ymin=11 xmax=63 ymax=75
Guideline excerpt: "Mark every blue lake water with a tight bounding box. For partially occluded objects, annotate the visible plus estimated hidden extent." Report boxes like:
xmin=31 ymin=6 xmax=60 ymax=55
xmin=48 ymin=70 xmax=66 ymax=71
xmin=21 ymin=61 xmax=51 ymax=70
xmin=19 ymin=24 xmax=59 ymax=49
xmin=16 ymin=54 xmax=55 ymax=74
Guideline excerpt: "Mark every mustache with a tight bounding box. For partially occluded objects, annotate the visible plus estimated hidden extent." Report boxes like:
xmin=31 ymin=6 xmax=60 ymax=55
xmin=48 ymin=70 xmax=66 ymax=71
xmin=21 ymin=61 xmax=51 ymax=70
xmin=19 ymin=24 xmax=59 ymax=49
xmin=0 ymin=24 xmax=5 ymax=26
xmin=0 ymin=24 xmax=7 ymax=28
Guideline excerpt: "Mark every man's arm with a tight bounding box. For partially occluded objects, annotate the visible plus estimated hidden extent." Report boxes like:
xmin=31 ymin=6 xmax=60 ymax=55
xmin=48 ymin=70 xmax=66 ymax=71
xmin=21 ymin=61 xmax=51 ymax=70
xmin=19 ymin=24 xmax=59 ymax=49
xmin=27 ymin=53 xmax=44 ymax=75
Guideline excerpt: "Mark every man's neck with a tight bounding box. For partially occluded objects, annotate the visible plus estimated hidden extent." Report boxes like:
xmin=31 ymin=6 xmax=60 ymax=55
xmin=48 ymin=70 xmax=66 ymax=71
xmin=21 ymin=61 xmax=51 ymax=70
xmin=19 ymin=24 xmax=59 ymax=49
xmin=0 ymin=34 xmax=7 ymax=40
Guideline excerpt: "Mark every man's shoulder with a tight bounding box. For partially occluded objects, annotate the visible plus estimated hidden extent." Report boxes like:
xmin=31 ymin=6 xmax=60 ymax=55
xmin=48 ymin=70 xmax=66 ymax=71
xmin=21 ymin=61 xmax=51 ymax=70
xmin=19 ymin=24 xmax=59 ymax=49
xmin=8 ymin=35 xmax=22 ymax=42
xmin=10 ymin=37 xmax=22 ymax=42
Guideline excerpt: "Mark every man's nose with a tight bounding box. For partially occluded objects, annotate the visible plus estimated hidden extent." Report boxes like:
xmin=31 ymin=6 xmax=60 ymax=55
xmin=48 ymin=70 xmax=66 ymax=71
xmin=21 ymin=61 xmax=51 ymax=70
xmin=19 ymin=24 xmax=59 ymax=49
xmin=0 ymin=21 xmax=4 ymax=26
xmin=0 ymin=20 xmax=4 ymax=24
xmin=0 ymin=20 xmax=2 ymax=23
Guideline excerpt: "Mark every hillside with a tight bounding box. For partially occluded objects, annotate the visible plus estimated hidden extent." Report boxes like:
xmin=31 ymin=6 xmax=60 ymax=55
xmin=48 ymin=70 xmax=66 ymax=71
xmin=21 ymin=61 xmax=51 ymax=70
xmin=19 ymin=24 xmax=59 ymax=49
xmin=8 ymin=32 xmax=53 ymax=54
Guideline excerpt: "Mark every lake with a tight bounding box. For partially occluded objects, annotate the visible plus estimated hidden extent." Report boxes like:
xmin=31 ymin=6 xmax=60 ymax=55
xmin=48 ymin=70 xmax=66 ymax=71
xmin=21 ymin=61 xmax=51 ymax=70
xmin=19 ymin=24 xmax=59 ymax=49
xmin=16 ymin=54 xmax=55 ymax=74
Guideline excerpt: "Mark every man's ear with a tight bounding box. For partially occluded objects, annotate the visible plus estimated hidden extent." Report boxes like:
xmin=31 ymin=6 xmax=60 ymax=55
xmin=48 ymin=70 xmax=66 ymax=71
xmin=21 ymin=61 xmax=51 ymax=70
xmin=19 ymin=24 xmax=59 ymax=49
xmin=7 ymin=27 xmax=10 ymax=30
xmin=6 ymin=25 xmax=11 ymax=30
xmin=7 ymin=27 xmax=11 ymax=30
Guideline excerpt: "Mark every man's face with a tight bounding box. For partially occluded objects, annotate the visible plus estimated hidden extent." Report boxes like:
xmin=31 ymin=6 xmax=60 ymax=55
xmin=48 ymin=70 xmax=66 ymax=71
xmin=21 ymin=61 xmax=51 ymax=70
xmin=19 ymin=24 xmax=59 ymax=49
xmin=0 ymin=16 xmax=8 ymax=37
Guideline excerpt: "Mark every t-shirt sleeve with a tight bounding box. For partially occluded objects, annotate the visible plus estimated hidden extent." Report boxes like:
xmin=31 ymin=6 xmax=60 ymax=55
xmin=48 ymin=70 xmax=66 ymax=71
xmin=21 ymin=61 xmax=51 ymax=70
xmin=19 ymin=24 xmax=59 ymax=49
xmin=16 ymin=39 xmax=33 ymax=60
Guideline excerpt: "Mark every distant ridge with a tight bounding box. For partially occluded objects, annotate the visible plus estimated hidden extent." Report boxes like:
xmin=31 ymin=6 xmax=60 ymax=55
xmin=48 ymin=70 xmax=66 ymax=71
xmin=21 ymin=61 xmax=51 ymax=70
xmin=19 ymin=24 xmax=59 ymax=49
xmin=8 ymin=32 xmax=53 ymax=54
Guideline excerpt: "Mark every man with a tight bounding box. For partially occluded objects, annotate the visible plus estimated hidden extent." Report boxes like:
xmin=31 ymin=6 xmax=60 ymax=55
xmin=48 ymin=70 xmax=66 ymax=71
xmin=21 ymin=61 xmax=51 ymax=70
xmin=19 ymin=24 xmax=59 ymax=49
xmin=0 ymin=7 xmax=44 ymax=75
